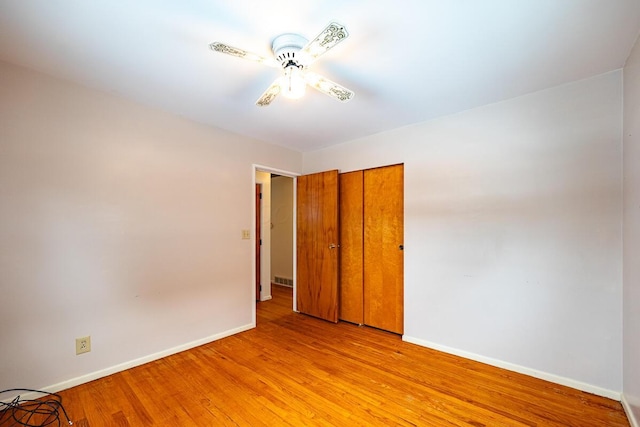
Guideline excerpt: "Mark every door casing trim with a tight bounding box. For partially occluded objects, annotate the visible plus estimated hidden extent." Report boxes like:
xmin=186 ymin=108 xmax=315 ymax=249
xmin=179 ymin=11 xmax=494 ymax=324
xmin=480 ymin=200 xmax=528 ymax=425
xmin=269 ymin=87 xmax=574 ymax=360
xmin=252 ymin=164 xmax=300 ymax=326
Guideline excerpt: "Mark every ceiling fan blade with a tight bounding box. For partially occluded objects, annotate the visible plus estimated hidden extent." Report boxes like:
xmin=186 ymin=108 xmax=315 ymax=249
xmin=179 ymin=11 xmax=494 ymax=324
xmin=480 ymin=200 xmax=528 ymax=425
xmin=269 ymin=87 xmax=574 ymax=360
xmin=255 ymin=79 xmax=281 ymax=107
xmin=209 ymin=42 xmax=279 ymax=67
xmin=305 ymin=72 xmax=354 ymax=103
xmin=300 ymin=22 xmax=349 ymax=63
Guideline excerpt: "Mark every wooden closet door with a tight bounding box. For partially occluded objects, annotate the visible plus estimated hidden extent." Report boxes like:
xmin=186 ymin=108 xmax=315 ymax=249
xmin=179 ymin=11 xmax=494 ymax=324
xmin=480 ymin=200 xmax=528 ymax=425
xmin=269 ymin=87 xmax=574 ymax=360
xmin=363 ymin=164 xmax=404 ymax=334
xmin=297 ymin=170 xmax=340 ymax=323
xmin=339 ymin=170 xmax=364 ymax=324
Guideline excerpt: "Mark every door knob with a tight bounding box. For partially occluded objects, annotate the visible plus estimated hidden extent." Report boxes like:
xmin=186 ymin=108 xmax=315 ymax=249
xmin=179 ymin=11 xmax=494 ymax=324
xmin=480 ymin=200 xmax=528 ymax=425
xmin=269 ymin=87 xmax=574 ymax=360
xmin=329 ymin=243 xmax=336 ymax=249
xmin=399 ymin=245 xmax=404 ymax=250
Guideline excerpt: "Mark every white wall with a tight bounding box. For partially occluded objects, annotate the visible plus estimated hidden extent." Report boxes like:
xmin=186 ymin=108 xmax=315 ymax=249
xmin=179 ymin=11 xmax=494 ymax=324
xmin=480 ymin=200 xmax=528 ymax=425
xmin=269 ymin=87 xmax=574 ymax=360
xmin=271 ymin=176 xmax=294 ymax=284
xmin=304 ymin=71 xmax=623 ymax=396
xmin=623 ymin=34 xmax=640 ymax=424
xmin=0 ymin=60 xmax=302 ymax=392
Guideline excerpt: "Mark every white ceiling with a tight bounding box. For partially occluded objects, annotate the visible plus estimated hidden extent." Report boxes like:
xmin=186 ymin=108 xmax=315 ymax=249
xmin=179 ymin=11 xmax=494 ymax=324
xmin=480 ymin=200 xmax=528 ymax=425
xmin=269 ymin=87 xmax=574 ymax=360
xmin=0 ymin=1 xmax=639 ymax=152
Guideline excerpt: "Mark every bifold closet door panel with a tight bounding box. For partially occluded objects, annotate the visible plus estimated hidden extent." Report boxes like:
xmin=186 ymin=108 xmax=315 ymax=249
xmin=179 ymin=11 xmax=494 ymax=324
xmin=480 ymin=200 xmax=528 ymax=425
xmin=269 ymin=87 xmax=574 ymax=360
xmin=363 ymin=164 xmax=404 ymax=334
xmin=339 ymin=170 xmax=364 ymax=324
xmin=297 ymin=170 xmax=340 ymax=323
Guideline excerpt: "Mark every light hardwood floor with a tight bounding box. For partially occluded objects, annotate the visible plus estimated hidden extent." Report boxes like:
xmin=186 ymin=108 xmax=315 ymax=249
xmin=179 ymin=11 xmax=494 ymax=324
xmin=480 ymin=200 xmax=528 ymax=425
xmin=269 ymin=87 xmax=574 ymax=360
xmin=19 ymin=285 xmax=630 ymax=426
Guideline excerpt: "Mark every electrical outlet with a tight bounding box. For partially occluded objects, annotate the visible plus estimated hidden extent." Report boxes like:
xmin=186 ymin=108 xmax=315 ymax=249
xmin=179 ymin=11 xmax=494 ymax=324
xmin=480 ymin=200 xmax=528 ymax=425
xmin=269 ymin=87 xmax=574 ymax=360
xmin=75 ymin=336 xmax=91 ymax=355
xmin=241 ymin=229 xmax=251 ymax=239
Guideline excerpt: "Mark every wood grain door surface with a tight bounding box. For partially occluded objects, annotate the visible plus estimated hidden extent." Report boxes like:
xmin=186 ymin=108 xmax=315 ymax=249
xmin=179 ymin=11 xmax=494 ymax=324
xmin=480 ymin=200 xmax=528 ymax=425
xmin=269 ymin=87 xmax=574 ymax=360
xmin=339 ymin=170 xmax=364 ymax=324
xmin=364 ymin=164 xmax=404 ymax=334
xmin=296 ymin=170 xmax=340 ymax=322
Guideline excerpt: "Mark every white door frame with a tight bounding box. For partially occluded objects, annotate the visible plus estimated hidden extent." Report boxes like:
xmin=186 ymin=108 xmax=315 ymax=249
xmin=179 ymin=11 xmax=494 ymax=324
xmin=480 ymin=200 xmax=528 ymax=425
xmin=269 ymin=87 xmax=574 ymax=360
xmin=252 ymin=164 xmax=299 ymax=325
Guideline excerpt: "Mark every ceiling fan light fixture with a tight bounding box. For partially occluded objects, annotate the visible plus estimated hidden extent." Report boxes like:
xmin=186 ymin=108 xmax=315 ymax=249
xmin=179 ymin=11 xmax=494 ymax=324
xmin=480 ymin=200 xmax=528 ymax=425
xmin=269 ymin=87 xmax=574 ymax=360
xmin=211 ymin=22 xmax=353 ymax=106
xmin=281 ymin=65 xmax=306 ymax=99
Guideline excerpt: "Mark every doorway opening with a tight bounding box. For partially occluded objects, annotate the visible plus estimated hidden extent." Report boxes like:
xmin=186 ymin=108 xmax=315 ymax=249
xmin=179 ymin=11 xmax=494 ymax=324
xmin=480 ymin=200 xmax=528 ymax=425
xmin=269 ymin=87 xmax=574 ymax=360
xmin=253 ymin=165 xmax=298 ymax=325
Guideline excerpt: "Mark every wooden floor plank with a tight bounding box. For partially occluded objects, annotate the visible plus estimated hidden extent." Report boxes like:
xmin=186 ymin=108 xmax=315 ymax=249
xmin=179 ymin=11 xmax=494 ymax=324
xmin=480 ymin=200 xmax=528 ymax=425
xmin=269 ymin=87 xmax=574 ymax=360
xmin=16 ymin=284 xmax=628 ymax=427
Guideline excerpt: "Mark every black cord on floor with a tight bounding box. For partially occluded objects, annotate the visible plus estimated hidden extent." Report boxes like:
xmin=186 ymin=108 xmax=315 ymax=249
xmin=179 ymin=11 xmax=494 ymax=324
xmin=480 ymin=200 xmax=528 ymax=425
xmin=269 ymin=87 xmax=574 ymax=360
xmin=0 ymin=389 xmax=72 ymax=426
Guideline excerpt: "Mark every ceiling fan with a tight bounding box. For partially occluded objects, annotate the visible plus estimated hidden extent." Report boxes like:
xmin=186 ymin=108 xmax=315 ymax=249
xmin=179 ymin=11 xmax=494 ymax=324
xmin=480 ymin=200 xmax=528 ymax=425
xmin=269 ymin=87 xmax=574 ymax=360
xmin=209 ymin=22 xmax=354 ymax=106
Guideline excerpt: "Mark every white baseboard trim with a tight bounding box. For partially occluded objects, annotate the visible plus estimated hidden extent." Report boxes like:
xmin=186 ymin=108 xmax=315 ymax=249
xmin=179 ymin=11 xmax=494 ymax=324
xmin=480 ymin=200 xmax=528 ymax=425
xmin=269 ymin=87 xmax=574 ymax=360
xmin=3 ymin=323 xmax=255 ymax=404
xmin=402 ymin=335 xmax=621 ymax=401
xmin=622 ymin=394 xmax=639 ymax=427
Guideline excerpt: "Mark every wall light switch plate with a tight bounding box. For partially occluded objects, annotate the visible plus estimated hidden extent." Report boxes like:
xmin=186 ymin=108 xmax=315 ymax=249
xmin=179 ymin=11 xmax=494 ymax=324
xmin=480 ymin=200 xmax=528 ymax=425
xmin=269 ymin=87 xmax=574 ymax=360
xmin=242 ymin=229 xmax=251 ymax=239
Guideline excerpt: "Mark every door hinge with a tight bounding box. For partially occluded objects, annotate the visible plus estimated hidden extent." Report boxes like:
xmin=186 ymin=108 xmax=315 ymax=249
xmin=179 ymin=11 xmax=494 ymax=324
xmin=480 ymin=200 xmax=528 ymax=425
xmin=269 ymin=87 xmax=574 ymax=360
xmin=260 ymin=239 xmax=262 ymax=245
xmin=259 ymin=192 xmax=262 ymax=199
xmin=260 ymin=285 xmax=262 ymax=291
